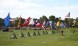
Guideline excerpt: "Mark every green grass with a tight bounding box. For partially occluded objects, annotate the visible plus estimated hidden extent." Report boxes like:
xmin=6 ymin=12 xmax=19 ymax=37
xmin=0 ymin=28 xmax=78 ymax=46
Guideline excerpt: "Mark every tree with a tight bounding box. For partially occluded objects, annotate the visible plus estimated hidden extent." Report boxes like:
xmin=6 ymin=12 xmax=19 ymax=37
xmin=64 ymin=18 xmax=69 ymax=27
xmin=49 ymin=15 xmax=55 ymax=22
xmin=55 ymin=18 xmax=59 ymax=22
xmin=39 ymin=15 xmax=48 ymax=22
xmin=70 ymin=18 xmax=74 ymax=27
xmin=75 ymin=17 xmax=78 ymax=27
xmin=0 ymin=18 xmax=4 ymax=26
xmin=59 ymin=17 xmax=62 ymax=21
xmin=64 ymin=18 xmax=74 ymax=27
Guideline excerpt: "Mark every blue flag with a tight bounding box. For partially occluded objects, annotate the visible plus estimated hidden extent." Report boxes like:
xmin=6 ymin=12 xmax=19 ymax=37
xmin=61 ymin=23 xmax=65 ymax=27
xmin=4 ymin=13 xmax=10 ymax=28
xmin=53 ymin=22 xmax=56 ymax=27
xmin=46 ymin=21 xmax=50 ymax=26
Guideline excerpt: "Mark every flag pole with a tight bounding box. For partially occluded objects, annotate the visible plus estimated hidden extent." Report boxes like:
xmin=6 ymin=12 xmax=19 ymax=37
xmin=65 ymin=12 xmax=70 ymax=36
xmin=65 ymin=12 xmax=70 ymax=28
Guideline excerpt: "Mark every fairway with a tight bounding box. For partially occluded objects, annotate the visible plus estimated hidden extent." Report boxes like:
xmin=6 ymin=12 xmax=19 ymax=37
xmin=0 ymin=28 xmax=78 ymax=46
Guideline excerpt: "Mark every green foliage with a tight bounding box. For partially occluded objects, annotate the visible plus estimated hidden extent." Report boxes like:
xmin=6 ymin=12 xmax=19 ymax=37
xmin=75 ymin=17 xmax=78 ymax=27
xmin=0 ymin=18 xmax=4 ymax=26
xmin=55 ymin=18 xmax=59 ymax=22
xmin=49 ymin=15 xmax=55 ymax=21
xmin=65 ymin=18 xmax=69 ymax=24
xmin=39 ymin=15 xmax=48 ymax=22
xmin=65 ymin=18 xmax=75 ymax=27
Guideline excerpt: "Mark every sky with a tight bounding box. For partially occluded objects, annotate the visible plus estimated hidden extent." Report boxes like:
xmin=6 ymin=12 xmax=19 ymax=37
xmin=0 ymin=0 xmax=78 ymax=19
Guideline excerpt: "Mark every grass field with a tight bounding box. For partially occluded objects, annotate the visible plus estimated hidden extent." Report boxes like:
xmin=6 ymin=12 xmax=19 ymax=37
xmin=0 ymin=28 xmax=78 ymax=46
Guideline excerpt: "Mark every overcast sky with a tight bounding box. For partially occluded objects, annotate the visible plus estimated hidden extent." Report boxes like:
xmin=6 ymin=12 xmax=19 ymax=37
xmin=0 ymin=0 xmax=78 ymax=19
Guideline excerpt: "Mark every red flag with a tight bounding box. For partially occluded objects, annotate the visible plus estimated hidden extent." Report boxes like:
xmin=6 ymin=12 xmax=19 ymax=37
xmin=22 ymin=17 xmax=31 ymax=27
xmin=65 ymin=12 xmax=70 ymax=17
xmin=22 ymin=19 xmax=27 ymax=27
xmin=27 ymin=17 xmax=31 ymax=25
xmin=36 ymin=23 xmax=42 ymax=28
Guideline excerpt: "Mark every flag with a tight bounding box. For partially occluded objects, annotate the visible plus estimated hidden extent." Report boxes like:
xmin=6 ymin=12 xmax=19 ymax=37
xmin=42 ymin=20 xmax=46 ymax=29
xmin=42 ymin=20 xmax=46 ymax=26
xmin=60 ymin=22 xmax=64 ymax=27
xmin=56 ymin=21 xmax=60 ymax=26
xmin=18 ymin=16 xmax=22 ymax=28
xmin=32 ymin=20 xmax=37 ymax=27
xmin=18 ymin=19 xmax=21 ymax=28
xmin=22 ymin=19 xmax=27 ymax=27
xmin=50 ymin=21 xmax=52 ymax=26
xmin=29 ymin=19 xmax=34 ymax=25
xmin=53 ymin=22 xmax=56 ymax=27
xmin=4 ymin=12 xmax=10 ymax=28
xmin=45 ymin=21 xmax=50 ymax=26
xmin=36 ymin=22 xmax=42 ymax=28
xmin=65 ymin=12 xmax=70 ymax=17
xmin=22 ymin=17 xmax=31 ymax=27
xmin=26 ymin=17 xmax=31 ymax=25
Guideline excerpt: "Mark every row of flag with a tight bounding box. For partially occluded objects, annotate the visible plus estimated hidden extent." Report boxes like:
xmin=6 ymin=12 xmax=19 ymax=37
xmin=18 ymin=17 xmax=65 ymax=29
xmin=4 ymin=12 xmax=70 ymax=28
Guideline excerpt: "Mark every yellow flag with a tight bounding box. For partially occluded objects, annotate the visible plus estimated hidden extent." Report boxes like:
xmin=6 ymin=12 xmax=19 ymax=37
xmin=18 ymin=19 xmax=21 ymax=28
xmin=57 ymin=21 xmax=60 ymax=26
xmin=18 ymin=16 xmax=22 ymax=28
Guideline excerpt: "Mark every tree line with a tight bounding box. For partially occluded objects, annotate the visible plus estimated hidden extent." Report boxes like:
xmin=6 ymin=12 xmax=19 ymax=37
xmin=0 ymin=15 xmax=78 ymax=28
